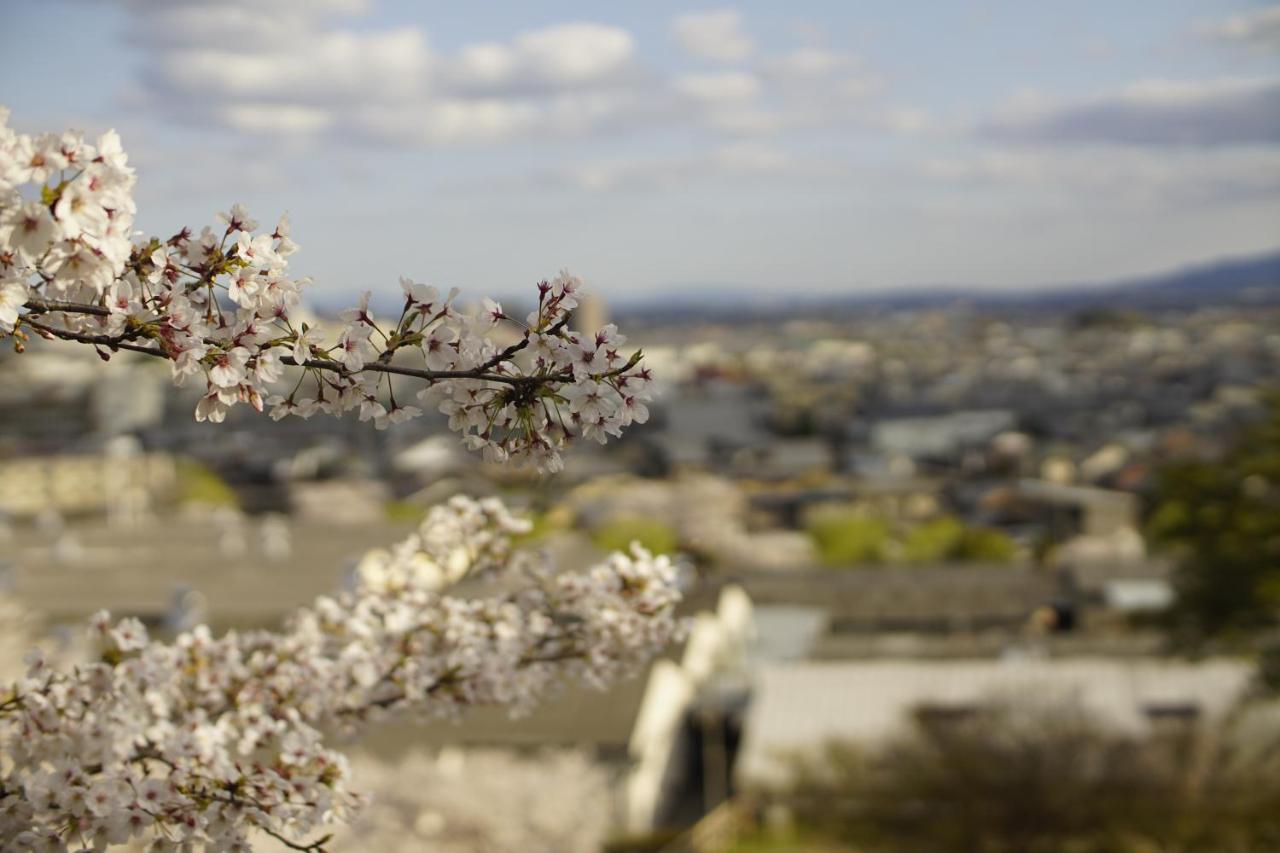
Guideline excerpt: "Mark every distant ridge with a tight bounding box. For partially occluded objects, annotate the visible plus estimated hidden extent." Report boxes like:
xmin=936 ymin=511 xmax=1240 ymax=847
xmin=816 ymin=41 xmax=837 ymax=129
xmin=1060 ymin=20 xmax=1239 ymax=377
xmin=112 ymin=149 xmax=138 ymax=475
xmin=1014 ymin=249 xmax=1280 ymax=310
xmin=306 ymin=248 xmax=1280 ymax=319
xmin=618 ymin=248 xmax=1280 ymax=319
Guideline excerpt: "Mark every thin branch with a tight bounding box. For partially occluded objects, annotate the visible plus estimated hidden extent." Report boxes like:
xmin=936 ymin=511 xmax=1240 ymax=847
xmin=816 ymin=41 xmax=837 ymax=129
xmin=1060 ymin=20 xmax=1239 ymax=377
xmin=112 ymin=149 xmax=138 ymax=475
xmin=282 ymin=355 xmax=529 ymax=387
xmin=22 ymin=317 xmax=163 ymax=357
xmin=17 ymin=301 xmax=560 ymax=387
xmin=476 ymin=315 xmax=569 ymax=374
xmin=23 ymin=297 xmax=112 ymax=317
xmin=17 ymin=300 xmax=639 ymax=399
xmin=199 ymin=788 xmax=330 ymax=851
xmin=338 ymin=646 xmax=586 ymax=717
xmin=255 ymin=823 xmax=331 ymax=852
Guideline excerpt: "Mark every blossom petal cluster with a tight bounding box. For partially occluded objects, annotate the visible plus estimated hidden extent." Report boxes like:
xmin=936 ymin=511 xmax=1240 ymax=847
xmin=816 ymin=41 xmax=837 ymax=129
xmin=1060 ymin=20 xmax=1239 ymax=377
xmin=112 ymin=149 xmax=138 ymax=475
xmin=0 ymin=108 xmax=653 ymax=472
xmin=0 ymin=497 xmax=684 ymax=851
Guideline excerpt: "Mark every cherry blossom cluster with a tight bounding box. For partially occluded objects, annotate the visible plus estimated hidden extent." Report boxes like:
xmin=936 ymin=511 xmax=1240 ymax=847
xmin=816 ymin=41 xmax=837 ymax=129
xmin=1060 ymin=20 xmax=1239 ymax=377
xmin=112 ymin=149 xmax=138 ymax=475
xmin=0 ymin=497 xmax=684 ymax=851
xmin=0 ymin=108 xmax=653 ymax=472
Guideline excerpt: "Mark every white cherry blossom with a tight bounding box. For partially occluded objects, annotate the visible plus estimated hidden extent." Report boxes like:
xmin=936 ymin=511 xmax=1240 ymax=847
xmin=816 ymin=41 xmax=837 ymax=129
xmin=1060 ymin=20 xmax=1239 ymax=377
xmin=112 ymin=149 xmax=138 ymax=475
xmin=0 ymin=109 xmax=675 ymax=850
xmin=0 ymin=498 xmax=683 ymax=851
xmin=0 ymin=280 xmax=27 ymax=331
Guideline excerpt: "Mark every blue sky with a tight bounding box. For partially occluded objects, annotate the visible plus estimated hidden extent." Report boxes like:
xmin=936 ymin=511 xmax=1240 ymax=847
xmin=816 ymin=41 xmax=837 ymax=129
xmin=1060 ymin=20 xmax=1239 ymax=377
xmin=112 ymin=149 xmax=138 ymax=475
xmin=3 ymin=1 xmax=1278 ymax=303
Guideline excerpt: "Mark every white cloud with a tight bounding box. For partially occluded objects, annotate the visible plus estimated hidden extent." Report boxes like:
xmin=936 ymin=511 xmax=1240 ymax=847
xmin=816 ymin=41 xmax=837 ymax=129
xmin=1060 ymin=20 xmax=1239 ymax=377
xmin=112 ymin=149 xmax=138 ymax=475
xmin=119 ymin=0 xmax=368 ymax=48
xmin=761 ymin=47 xmax=859 ymax=81
xmin=154 ymin=28 xmax=431 ymax=105
xmin=1202 ymin=4 xmax=1280 ymax=50
xmin=866 ymin=107 xmax=940 ymax=136
xmin=671 ymin=9 xmax=754 ymax=63
xmin=122 ymin=4 xmax=646 ymax=144
xmin=985 ymin=78 xmax=1280 ymax=146
xmin=712 ymin=142 xmax=794 ymax=174
xmin=921 ymin=147 xmax=1280 ymax=204
xmin=354 ymin=98 xmax=540 ymax=145
xmin=692 ymin=54 xmax=883 ymax=136
xmin=512 ymin=24 xmax=636 ymax=85
xmin=449 ymin=23 xmax=637 ymax=93
xmin=473 ymin=142 xmax=843 ymax=193
xmin=103 ymin=0 xmax=917 ymax=154
xmin=220 ymin=104 xmax=334 ymax=135
xmin=675 ymin=71 xmax=762 ymax=102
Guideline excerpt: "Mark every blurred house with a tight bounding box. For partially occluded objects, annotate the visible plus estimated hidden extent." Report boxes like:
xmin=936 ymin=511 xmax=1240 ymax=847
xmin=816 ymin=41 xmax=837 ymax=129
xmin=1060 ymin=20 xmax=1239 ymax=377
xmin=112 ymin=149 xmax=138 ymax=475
xmin=749 ymin=478 xmax=943 ymax=528
xmin=736 ymin=658 xmax=1254 ymax=788
xmin=870 ymin=409 xmax=1017 ymax=464
xmin=1063 ymin=557 xmax=1176 ymax=620
xmin=5 ymin=516 xmax=417 ymax=629
xmin=1014 ymin=479 xmax=1139 ymax=538
xmin=0 ymin=349 xmax=168 ymax=447
xmin=574 ymin=292 xmax=609 ymax=337
xmin=0 ymin=446 xmax=178 ymax=523
xmin=974 ymin=478 xmax=1142 ymax=555
xmin=288 ymin=478 xmax=392 ymax=523
xmin=653 ymin=382 xmax=770 ymax=471
xmin=391 ymin=435 xmax=471 ymax=481
xmin=712 ymin=566 xmax=1057 ymax=641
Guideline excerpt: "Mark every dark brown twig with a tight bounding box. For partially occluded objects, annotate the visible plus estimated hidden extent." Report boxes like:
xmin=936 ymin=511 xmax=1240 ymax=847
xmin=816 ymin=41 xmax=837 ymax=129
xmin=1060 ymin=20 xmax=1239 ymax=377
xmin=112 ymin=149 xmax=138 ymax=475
xmin=18 ymin=301 xmax=568 ymax=388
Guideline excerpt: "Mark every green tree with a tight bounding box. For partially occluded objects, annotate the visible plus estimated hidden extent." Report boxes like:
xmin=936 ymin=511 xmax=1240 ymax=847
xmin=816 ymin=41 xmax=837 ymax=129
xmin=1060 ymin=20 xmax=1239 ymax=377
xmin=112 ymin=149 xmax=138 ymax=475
xmin=954 ymin=525 xmax=1017 ymax=562
xmin=901 ymin=516 xmax=1016 ymax=563
xmin=1148 ymin=395 xmax=1280 ymax=644
xmin=175 ymin=459 xmax=240 ymax=509
xmin=806 ymin=508 xmax=891 ymax=565
xmin=900 ymin=516 xmax=965 ymax=562
xmin=771 ymin=702 xmax=1280 ymax=853
xmin=591 ymin=515 xmax=679 ymax=555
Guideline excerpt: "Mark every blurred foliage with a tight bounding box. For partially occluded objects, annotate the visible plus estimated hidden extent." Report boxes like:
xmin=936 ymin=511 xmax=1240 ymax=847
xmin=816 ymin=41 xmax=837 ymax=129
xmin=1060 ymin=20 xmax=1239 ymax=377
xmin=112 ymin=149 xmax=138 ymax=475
xmin=591 ymin=515 xmax=678 ymax=555
xmin=765 ymin=403 xmax=819 ymax=438
xmin=771 ymin=702 xmax=1280 ymax=852
xmin=807 ymin=508 xmax=1015 ymax=567
xmin=900 ymin=517 xmax=966 ymax=562
xmin=601 ymin=827 xmax=684 ymax=853
xmin=514 ymin=506 xmax=573 ymax=544
xmin=1148 ymin=394 xmax=1280 ymax=644
xmin=1258 ymin=639 xmax=1280 ymax=697
xmin=382 ymin=500 xmax=424 ymax=523
xmin=389 ymin=500 xmax=577 ymax=541
xmin=175 ymin=459 xmax=239 ymax=509
xmin=806 ymin=510 xmax=891 ymax=565
xmin=901 ymin=516 xmax=1017 ymax=563
xmin=606 ymin=822 xmax=840 ymax=853
xmin=1071 ymin=307 xmax=1147 ymax=330
xmin=727 ymin=829 xmax=845 ymax=852
xmin=957 ymin=526 xmax=1019 ymax=562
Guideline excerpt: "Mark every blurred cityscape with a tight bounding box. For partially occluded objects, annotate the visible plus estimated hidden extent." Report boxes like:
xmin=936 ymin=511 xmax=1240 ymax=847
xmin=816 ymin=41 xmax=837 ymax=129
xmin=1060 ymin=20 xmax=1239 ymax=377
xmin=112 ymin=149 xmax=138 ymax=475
xmin=3 ymin=250 xmax=1279 ymax=851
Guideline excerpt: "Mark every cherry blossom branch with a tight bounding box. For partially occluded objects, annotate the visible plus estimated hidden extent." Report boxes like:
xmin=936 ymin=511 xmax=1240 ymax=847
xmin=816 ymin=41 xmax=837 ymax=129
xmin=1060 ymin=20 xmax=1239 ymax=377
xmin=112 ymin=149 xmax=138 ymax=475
xmin=17 ymin=299 xmax=593 ymax=390
xmin=476 ymin=314 xmax=570 ymax=374
xmin=250 ymin=824 xmax=330 ymax=853
xmin=20 ymin=303 xmax=558 ymax=387
xmin=2 ymin=108 xmax=653 ymax=469
xmin=1 ymin=497 xmax=683 ymax=851
xmin=22 ymin=296 xmax=112 ymax=317
xmin=0 ymin=108 xmax=673 ymax=851
xmin=337 ymin=645 xmax=590 ymax=718
xmin=22 ymin=315 xmax=159 ymax=356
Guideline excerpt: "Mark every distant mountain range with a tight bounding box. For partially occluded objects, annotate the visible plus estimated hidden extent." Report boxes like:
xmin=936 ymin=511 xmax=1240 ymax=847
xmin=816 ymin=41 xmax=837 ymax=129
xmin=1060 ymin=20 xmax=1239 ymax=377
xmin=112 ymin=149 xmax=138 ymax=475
xmin=617 ymin=248 xmax=1280 ymax=320
xmin=1000 ymin=249 xmax=1280 ymax=310
xmin=311 ymin=248 xmax=1280 ymax=320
